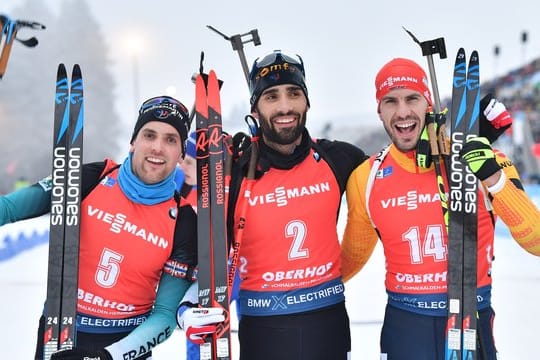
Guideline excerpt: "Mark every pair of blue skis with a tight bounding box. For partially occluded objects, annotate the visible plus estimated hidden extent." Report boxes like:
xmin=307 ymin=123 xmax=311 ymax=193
xmin=43 ymin=64 xmax=84 ymax=360
xmin=406 ymin=29 xmax=482 ymax=358
xmin=446 ymin=48 xmax=481 ymax=360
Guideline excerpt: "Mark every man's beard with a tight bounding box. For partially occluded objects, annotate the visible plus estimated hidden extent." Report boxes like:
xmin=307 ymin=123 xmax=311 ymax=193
xmin=259 ymin=111 xmax=307 ymax=145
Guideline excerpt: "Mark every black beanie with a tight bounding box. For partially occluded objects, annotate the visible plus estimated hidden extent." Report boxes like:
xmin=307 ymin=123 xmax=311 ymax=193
xmin=249 ymin=50 xmax=309 ymax=111
xmin=131 ymin=96 xmax=190 ymax=147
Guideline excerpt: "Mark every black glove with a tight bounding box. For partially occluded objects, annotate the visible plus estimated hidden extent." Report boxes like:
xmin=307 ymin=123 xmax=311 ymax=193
xmin=50 ymin=347 xmax=113 ymax=360
xmin=479 ymin=93 xmax=512 ymax=143
xmin=232 ymin=132 xmax=252 ymax=158
xmin=459 ymin=136 xmax=501 ymax=181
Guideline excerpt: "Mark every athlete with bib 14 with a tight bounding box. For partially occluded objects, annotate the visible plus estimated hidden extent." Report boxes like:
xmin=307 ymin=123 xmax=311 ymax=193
xmin=341 ymin=57 xmax=540 ymax=359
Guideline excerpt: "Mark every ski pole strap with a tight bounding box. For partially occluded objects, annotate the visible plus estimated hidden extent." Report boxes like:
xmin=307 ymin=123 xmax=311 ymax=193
xmin=425 ymin=110 xmax=450 ymax=231
xmin=436 ymin=110 xmax=450 ymax=156
xmin=417 ymin=109 xmax=449 ymax=168
xmin=426 ymin=110 xmax=440 ymax=157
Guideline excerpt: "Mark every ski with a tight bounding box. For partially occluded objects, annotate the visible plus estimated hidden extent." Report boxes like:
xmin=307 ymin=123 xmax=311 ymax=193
xmin=196 ymin=70 xmax=231 ymax=360
xmin=207 ymin=70 xmax=232 ymax=360
xmin=43 ymin=64 xmax=68 ymax=360
xmin=60 ymin=64 xmax=84 ymax=351
xmin=460 ymin=51 xmax=480 ymax=360
xmin=43 ymin=64 xmax=83 ymax=360
xmin=446 ymin=49 xmax=480 ymax=360
xmin=196 ymin=71 xmax=214 ymax=359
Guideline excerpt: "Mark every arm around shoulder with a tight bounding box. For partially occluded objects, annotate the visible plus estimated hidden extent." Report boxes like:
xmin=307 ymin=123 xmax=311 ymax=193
xmin=341 ymin=162 xmax=379 ymax=282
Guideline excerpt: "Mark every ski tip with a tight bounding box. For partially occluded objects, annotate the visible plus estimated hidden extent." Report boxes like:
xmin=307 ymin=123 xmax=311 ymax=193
xmin=208 ymin=70 xmax=219 ymax=87
xmin=72 ymin=64 xmax=82 ymax=78
xmin=195 ymin=74 xmax=209 ymax=116
xmin=195 ymin=73 xmax=206 ymax=92
xmin=207 ymin=70 xmax=221 ymax=111
xmin=56 ymin=63 xmax=67 ymax=79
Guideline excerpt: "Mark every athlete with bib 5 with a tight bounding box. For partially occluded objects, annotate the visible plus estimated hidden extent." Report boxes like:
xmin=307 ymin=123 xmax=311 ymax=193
xmin=1 ymin=96 xmax=200 ymax=359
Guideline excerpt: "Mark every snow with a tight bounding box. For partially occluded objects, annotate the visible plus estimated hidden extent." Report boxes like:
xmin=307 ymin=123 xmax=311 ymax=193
xmin=1 ymin=197 xmax=539 ymax=359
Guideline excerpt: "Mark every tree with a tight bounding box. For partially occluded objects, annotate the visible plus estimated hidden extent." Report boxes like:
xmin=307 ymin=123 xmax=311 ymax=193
xmin=55 ymin=0 xmax=121 ymax=164
xmin=0 ymin=0 xmax=121 ymax=191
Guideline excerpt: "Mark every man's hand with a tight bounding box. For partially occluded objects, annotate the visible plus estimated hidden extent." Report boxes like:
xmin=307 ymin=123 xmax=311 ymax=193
xmin=459 ymin=136 xmax=501 ymax=181
xmin=480 ymin=93 xmax=512 ymax=143
xmin=51 ymin=348 xmax=112 ymax=360
xmin=177 ymin=304 xmax=225 ymax=345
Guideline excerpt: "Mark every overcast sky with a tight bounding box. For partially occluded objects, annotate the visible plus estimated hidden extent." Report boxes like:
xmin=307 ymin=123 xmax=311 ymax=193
xmin=3 ymin=0 xmax=540 ymax=136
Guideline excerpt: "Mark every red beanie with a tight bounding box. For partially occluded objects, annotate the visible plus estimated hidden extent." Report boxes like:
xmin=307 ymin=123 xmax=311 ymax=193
xmin=375 ymin=58 xmax=433 ymax=109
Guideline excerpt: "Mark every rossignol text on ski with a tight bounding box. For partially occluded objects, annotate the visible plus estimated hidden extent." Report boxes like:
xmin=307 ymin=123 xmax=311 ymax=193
xmin=196 ymin=69 xmax=231 ymax=360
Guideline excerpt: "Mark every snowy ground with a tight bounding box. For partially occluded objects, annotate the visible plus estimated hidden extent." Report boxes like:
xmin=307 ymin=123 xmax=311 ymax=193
xmin=1 ymin=199 xmax=539 ymax=359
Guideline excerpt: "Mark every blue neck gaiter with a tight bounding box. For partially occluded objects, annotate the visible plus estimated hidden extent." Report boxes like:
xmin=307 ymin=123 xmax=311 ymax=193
xmin=117 ymin=153 xmax=176 ymax=205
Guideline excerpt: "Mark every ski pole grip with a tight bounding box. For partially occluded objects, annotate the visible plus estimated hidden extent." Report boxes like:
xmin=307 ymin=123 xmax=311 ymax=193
xmin=419 ymin=37 xmax=447 ymax=59
xmin=402 ymin=28 xmax=447 ymax=113
xmin=207 ymin=25 xmax=261 ymax=89
xmin=17 ymin=20 xmax=46 ymax=30
xmin=250 ymin=29 xmax=261 ymax=46
xmin=420 ymin=37 xmax=446 ymax=112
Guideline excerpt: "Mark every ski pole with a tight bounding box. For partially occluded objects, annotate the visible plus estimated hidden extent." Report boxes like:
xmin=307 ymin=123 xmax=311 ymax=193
xmin=206 ymin=25 xmax=261 ymax=86
xmin=227 ymin=115 xmax=258 ymax=289
xmin=0 ymin=14 xmax=46 ymax=79
xmin=14 ymin=18 xmax=46 ymax=47
xmin=403 ymin=27 xmax=449 ymax=154
xmin=403 ymin=27 xmax=450 ymax=230
xmin=207 ymin=26 xmax=262 ymax=283
xmin=403 ymin=27 xmax=446 ymax=111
